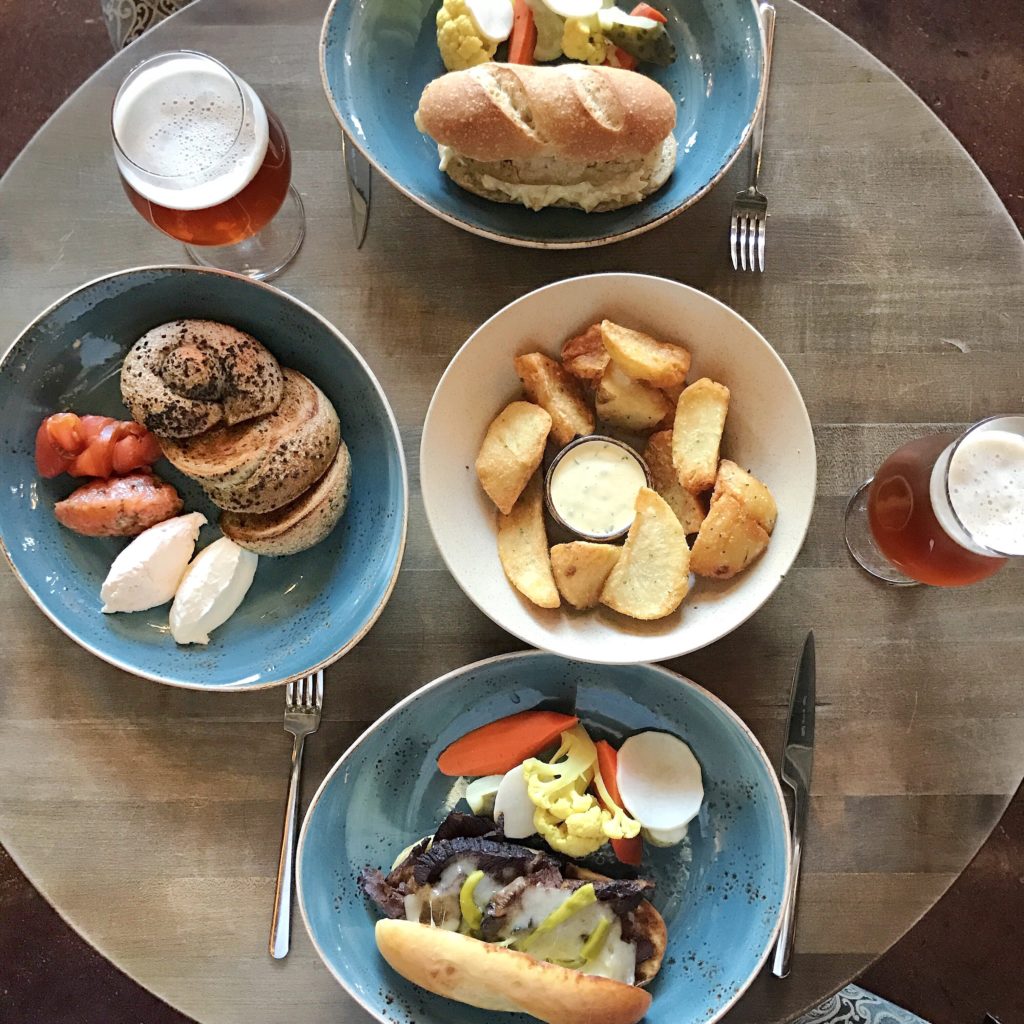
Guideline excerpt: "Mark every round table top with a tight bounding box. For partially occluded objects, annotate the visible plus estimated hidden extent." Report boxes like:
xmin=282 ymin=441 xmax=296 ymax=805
xmin=1 ymin=1 xmax=1022 ymax=1022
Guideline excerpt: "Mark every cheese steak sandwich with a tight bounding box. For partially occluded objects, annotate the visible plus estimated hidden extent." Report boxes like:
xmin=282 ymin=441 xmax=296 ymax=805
xmin=360 ymin=811 xmax=667 ymax=1024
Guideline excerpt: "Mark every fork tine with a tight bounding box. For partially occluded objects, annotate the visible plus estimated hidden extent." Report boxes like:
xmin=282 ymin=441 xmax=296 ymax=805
xmin=757 ymin=217 xmax=766 ymax=271
xmin=286 ymin=680 xmax=296 ymax=706
xmin=729 ymin=212 xmax=739 ymax=270
xmin=303 ymin=674 xmax=315 ymax=707
xmin=748 ymin=216 xmax=757 ymax=272
xmin=739 ymin=217 xmax=748 ymax=271
xmin=314 ymin=670 xmax=324 ymax=708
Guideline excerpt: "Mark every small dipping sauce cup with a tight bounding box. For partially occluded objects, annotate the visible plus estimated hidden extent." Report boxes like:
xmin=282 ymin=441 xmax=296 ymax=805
xmin=545 ymin=435 xmax=652 ymax=542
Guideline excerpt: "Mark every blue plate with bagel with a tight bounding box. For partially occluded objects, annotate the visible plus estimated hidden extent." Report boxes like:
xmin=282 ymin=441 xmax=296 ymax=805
xmin=0 ymin=266 xmax=407 ymax=690
xmin=319 ymin=0 xmax=766 ymax=249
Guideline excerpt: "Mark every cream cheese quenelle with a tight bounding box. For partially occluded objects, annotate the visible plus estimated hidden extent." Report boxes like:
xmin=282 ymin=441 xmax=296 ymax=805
xmin=169 ymin=536 xmax=258 ymax=645
xmin=547 ymin=437 xmax=649 ymax=539
xmin=101 ymin=512 xmax=207 ymax=613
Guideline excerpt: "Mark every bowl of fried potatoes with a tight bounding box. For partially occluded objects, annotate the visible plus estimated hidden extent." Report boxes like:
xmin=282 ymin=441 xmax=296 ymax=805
xmin=420 ymin=274 xmax=815 ymax=664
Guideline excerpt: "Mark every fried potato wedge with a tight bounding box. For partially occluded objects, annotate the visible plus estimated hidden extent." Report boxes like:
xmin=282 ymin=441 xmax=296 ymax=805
xmin=497 ymin=472 xmax=560 ymax=609
xmin=596 ymin=366 xmax=674 ymax=433
xmin=672 ymin=378 xmax=730 ymax=492
xmin=550 ymin=541 xmax=622 ymax=610
xmin=600 ymin=320 xmax=691 ymax=389
xmin=690 ymin=493 xmax=770 ymax=579
xmin=713 ymin=459 xmax=778 ymax=533
xmin=643 ymin=430 xmax=707 ymax=534
xmin=600 ymin=487 xmax=690 ymax=620
xmin=561 ymin=324 xmax=610 ymax=383
xmin=515 ymin=352 xmax=595 ymax=448
xmin=475 ymin=401 xmax=553 ymax=515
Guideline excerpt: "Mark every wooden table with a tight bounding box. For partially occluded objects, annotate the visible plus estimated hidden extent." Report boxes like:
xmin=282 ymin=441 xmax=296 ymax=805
xmin=0 ymin=1 xmax=1021 ymax=1022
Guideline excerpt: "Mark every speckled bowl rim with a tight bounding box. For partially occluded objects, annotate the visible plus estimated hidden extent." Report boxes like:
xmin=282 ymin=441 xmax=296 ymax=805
xmin=296 ymin=649 xmax=793 ymax=1024
xmin=317 ymin=0 xmax=768 ymax=250
xmin=0 ymin=265 xmax=409 ymax=692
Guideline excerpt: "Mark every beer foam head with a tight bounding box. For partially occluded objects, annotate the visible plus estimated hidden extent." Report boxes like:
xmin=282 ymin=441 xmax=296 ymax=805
xmin=948 ymin=428 xmax=1024 ymax=555
xmin=112 ymin=52 xmax=269 ymax=211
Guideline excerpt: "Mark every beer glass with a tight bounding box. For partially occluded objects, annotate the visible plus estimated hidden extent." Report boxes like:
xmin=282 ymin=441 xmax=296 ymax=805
xmin=845 ymin=415 xmax=1024 ymax=586
xmin=111 ymin=50 xmax=304 ymax=280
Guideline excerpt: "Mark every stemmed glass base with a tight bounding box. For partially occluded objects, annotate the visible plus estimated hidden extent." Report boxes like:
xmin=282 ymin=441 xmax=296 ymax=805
xmin=185 ymin=185 xmax=305 ymax=281
xmin=844 ymin=478 xmax=919 ymax=586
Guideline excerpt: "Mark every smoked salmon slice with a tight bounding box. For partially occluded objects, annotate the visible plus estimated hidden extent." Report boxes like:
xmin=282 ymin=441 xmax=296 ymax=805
xmin=35 ymin=413 xmax=162 ymax=479
xmin=54 ymin=473 xmax=183 ymax=537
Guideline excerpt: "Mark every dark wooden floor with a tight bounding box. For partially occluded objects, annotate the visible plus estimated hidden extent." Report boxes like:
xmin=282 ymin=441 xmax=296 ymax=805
xmin=0 ymin=2 xmax=1021 ymax=1023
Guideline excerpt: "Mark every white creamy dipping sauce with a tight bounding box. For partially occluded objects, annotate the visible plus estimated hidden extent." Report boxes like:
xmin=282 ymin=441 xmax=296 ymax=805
xmin=549 ymin=439 xmax=647 ymax=538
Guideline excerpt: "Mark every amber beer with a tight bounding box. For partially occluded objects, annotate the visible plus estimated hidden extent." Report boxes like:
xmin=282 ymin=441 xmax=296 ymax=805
xmin=112 ymin=51 xmax=291 ymax=247
xmin=864 ymin=417 xmax=1024 ymax=586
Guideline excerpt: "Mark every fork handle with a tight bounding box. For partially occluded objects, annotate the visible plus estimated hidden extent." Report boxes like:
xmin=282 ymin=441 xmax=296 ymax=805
xmin=269 ymin=733 xmax=306 ymax=959
xmin=747 ymin=3 xmax=777 ymax=191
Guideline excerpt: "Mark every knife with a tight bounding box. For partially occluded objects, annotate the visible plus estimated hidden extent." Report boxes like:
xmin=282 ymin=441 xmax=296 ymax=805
xmin=772 ymin=631 xmax=815 ymax=978
xmin=342 ymin=133 xmax=371 ymax=249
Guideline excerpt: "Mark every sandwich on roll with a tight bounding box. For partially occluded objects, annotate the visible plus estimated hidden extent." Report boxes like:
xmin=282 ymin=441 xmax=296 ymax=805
xmin=414 ymin=64 xmax=677 ymax=213
xmin=360 ymin=811 xmax=667 ymax=1024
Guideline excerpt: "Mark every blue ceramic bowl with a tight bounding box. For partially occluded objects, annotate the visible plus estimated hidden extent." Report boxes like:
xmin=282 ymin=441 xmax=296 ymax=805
xmin=0 ymin=267 xmax=407 ymax=690
xmin=319 ymin=0 xmax=765 ymax=248
xmin=298 ymin=651 xmax=790 ymax=1024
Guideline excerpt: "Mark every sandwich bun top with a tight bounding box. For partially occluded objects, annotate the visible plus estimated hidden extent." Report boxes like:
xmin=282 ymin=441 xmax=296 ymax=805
xmin=415 ymin=64 xmax=676 ymax=164
xmin=375 ymin=919 xmax=653 ymax=1024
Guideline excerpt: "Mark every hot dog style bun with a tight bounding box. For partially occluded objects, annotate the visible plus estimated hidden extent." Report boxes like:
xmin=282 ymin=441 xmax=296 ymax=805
xmin=376 ymin=919 xmax=653 ymax=1024
xmin=414 ymin=64 xmax=677 ymax=213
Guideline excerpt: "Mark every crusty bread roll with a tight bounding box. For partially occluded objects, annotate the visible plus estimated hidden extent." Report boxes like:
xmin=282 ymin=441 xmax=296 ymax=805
xmin=375 ymin=920 xmax=652 ymax=1024
xmin=414 ymin=64 xmax=677 ymax=213
xmin=121 ymin=320 xmax=284 ymax=439
xmin=416 ymin=64 xmax=675 ymax=163
xmin=220 ymin=439 xmax=351 ymax=555
xmin=161 ymin=369 xmax=341 ymax=514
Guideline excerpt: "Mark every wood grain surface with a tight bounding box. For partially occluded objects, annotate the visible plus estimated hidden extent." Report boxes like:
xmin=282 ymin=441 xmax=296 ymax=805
xmin=0 ymin=1 xmax=1021 ymax=1023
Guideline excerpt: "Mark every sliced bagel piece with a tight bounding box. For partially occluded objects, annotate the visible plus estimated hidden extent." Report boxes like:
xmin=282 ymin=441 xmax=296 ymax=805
xmin=121 ymin=319 xmax=284 ymax=439
xmin=220 ymin=440 xmax=351 ymax=556
xmin=160 ymin=369 xmax=335 ymax=490
xmin=163 ymin=369 xmax=341 ymax=513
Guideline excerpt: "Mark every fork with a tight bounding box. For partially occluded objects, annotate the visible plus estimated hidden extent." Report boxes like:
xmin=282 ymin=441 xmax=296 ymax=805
xmin=269 ymin=671 xmax=324 ymax=959
xmin=730 ymin=2 xmax=776 ymax=272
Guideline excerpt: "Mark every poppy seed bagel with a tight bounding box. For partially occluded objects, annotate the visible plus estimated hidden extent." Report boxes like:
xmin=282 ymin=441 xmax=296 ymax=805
xmin=220 ymin=440 xmax=351 ymax=555
xmin=161 ymin=369 xmax=341 ymax=514
xmin=121 ymin=320 xmax=285 ymax=439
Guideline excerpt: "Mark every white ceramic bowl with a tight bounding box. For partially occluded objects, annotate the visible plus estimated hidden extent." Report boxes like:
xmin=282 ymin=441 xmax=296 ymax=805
xmin=421 ymin=274 xmax=816 ymax=664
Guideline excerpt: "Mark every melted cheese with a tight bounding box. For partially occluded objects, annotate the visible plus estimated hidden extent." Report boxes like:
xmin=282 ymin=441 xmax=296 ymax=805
xmin=402 ymin=867 xmax=638 ymax=985
xmin=580 ymin=917 xmax=636 ymax=985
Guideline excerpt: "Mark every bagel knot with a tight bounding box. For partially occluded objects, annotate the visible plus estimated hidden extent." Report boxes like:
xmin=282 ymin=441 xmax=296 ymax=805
xmin=121 ymin=319 xmax=285 ymax=439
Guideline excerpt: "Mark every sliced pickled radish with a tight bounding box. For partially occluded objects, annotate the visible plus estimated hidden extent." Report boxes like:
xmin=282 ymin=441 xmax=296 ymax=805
xmin=466 ymin=774 xmax=503 ymax=816
xmin=494 ymin=763 xmax=536 ymax=839
xmin=466 ymin=0 xmax=515 ymax=43
xmin=543 ymin=0 xmax=602 ymax=17
xmin=641 ymin=822 xmax=688 ymax=848
xmin=616 ymin=732 xmax=703 ymax=831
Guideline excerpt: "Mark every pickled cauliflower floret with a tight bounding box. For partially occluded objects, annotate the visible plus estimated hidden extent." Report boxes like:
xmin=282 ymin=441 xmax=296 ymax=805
xmin=562 ymin=16 xmax=607 ymax=64
xmin=592 ymin=763 xmax=641 ymax=840
xmin=523 ymin=725 xmax=638 ymax=857
xmin=436 ymin=0 xmax=499 ymax=71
